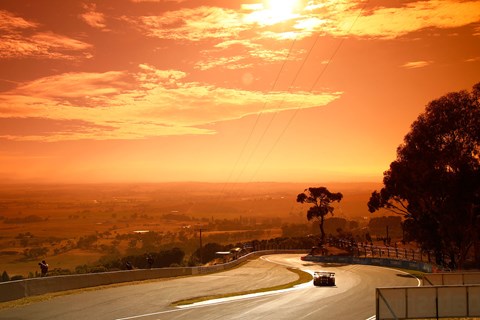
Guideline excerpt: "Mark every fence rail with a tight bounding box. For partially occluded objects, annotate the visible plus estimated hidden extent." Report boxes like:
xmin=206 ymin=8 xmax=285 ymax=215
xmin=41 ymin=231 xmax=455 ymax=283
xmin=332 ymin=239 xmax=430 ymax=262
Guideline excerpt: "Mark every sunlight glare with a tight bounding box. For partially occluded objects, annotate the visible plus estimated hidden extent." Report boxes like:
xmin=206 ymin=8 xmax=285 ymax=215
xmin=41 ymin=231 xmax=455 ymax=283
xmin=266 ymin=0 xmax=298 ymax=16
xmin=245 ymin=0 xmax=301 ymax=26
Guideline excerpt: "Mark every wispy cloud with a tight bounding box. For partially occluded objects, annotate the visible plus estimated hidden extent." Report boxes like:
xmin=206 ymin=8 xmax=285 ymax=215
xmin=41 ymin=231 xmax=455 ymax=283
xmin=195 ymin=39 xmax=297 ymax=70
xmin=80 ymin=3 xmax=108 ymax=31
xmin=474 ymin=26 xmax=480 ymax=37
xmin=195 ymin=56 xmax=252 ymax=71
xmin=124 ymin=0 xmax=480 ymax=73
xmin=0 ymin=9 xmax=38 ymax=30
xmin=130 ymin=0 xmax=480 ymax=43
xmin=326 ymin=0 xmax=480 ymax=39
xmin=14 ymin=71 xmax=130 ymax=101
xmin=401 ymin=61 xmax=433 ymax=69
xmin=0 ymin=10 xmax=92 ymax=59
xmin=465 ymin=56 xmax=480 ymax=62
xmin=0 ymin=65 xmax=342 ymax=141
xmin=130 ymin=0 xmax=188 ymax=2
xmin=130 ymin=6 xmax=248 ymax=41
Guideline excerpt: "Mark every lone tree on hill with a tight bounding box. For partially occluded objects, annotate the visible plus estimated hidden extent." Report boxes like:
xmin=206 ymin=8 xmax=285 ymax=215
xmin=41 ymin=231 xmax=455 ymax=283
xmin=297 ymin=187 xmax=343 ymax=245
xmin=368 ymin=82 xmax=480 ymax=269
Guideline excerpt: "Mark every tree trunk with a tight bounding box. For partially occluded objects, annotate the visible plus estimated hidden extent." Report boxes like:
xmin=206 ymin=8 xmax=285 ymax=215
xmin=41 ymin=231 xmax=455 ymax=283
xmin=475 ymin=213 xmax=480 ymax=269
xmin=475 ymin=240 xmax=480 ymax=269
xmin=319 ymin=215 xmax=325 ymax=245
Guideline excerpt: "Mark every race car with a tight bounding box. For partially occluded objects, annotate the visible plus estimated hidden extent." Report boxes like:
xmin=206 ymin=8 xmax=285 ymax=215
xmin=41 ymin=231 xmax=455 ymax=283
xmin=313 ymin=271 xmax=335 ymax=286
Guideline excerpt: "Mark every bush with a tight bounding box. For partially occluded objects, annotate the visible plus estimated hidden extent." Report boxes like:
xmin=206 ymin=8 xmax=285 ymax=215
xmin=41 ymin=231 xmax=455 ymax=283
xmin=10 ymin=275 xmax=24 ymax=281
xmin=48 ymin=268 xmax=72 ymax=276
xmin=1 ymin=270 xmax=10 ymax=282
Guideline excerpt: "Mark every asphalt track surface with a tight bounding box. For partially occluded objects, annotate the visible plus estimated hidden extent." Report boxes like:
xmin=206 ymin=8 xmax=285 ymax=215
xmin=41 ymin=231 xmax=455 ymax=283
xmin=0 ymin=254 xmax=419 ymax=320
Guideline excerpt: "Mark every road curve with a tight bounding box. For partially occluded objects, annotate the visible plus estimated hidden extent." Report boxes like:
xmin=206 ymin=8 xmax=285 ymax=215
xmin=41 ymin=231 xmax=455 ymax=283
xmin=0 ymin=254 xmax=419 ymax=320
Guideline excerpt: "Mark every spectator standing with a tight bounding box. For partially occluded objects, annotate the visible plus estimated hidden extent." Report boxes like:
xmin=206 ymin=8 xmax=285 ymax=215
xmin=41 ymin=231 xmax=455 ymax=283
xmin=39 ymin=260 xmax=48 ymax=277
xmin=146 ymin=255 xmax=154 ymax=269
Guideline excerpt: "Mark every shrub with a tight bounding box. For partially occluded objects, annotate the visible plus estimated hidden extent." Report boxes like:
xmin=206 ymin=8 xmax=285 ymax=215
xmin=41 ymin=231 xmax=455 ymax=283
xmin=1 ymin=270 xmax=10 ymax=282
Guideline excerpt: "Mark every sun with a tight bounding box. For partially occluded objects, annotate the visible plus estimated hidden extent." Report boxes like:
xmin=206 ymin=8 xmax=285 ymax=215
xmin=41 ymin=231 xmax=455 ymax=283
xmin=265 ymin=0 xmax=298 ymax=16
xmin=245 ymin=0 xmax=301 ymax=26
xmin=265 ymin=0 xmax=300 ymax=24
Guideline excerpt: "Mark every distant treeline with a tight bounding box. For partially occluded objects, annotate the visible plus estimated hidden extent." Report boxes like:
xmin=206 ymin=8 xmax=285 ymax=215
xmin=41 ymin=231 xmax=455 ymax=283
xmin=281 ymin=216 xmax=402 ymax=240
xmin=1 ymin=215 xmax=46 ymax=224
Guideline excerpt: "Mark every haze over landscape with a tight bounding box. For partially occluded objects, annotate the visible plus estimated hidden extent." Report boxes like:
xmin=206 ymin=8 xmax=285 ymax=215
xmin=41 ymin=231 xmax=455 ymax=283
xmin=1 ymin=0 xmax=479 ymax=184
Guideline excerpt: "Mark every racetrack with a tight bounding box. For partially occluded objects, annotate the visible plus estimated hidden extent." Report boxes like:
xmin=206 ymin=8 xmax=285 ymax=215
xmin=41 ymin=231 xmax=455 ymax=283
xmin=0 ymin=254 xmax=419 ymax=320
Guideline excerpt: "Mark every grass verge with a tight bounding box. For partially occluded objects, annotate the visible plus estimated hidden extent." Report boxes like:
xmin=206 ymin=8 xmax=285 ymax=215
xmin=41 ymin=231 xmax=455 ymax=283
xmin=171 ymin=268 xmax=312 ymax=307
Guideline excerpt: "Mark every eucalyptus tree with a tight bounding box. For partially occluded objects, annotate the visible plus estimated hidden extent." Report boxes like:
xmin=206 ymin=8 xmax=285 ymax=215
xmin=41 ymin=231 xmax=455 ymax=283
xmin=297 ymin=187 xmax=343 ymax=245
xmin=368 ymin=83 xmax=480 ymax=269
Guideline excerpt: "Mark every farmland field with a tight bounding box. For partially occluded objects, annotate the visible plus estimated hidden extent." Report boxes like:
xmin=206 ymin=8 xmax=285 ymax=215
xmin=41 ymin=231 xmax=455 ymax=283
xmin=0 ymin=182 xmax=381 ymax=277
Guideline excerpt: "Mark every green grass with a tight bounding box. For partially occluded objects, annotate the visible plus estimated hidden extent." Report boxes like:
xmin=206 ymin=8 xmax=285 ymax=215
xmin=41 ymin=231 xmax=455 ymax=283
xmin=391 ymin=267 xmax=425 ymax=281
xmin=171 ymin=267 xmax=312 ymax=306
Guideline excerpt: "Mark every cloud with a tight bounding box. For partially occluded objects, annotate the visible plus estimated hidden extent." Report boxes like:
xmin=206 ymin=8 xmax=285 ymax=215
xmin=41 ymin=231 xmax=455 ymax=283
xmin=401 ymin=61 xmax=433 ymax=69
xmin=130 ymin=3 xmax=312 ymax=43
xmin=324 ymin=0 xmax=480 ymax=39
xmin=195 ymin=56 xmax=252 ymax=71
xmin=15 ymin=71 xmax=130 ymax=99
xmin=465 ymin=56 xmax=480 ymax=63
xmin=195 ymin=39 xmax=296 ymax=70
xmin=80 ymin=3 xmax=108 ymax=30
xmin=131 ymin=0 xmax=480 ymax=42
xmin=122 ymin=0 xmax=480 ymax=72
xmin=0 ymin=10 xmax=38 ymax=30
xmin=0 ymin=10 xmax=92 ymax=59
xmin=131 ymin=6 xmax=249 ymax=41
xmin=131 ymin=0 xmax=187 ymax=2
xmin=0 ymin=65 xmax=342 ymax=141
xmin=474 ymin=26 xmax=480 ymax=37
xmin=0 ymin=117 xmax=115 ymax=136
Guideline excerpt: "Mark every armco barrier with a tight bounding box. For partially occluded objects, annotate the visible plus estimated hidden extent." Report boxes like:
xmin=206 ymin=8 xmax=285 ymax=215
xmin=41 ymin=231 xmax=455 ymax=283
xmin=0 ymin=249 xmax=307 ymax=303
xmin=302 ymin=255 xmax=433 ymax=273
xmin=423 ymin=272 xmax=480 ymax=286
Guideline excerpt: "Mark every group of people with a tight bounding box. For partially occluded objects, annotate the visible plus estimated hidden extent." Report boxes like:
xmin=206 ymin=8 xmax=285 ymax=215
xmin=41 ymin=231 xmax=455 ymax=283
xmin=124 ymin=254 xmax=155 ymax=270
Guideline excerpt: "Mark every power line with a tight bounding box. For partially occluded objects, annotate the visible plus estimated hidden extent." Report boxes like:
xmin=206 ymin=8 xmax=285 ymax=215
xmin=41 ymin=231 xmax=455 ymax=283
xmin=225 ymin=38 xmax=298 ymax=185
xmin=234 ymin=32 xmax=323 ymax=183
xmin=248 ymin=0 xmax=371 ymax=182
xmin=214 ymin=1 xmax=369 ymax=212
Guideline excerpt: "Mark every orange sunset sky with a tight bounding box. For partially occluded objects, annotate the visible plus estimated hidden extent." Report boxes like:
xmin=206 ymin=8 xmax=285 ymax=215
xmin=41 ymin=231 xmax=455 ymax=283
xmin=0 ymin=0 xmax=479 ymax=184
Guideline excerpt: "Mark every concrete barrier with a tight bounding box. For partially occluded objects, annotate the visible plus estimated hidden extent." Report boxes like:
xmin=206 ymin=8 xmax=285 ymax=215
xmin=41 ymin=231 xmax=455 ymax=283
xmin=0 ymin=249 xmax=307 ymax=303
